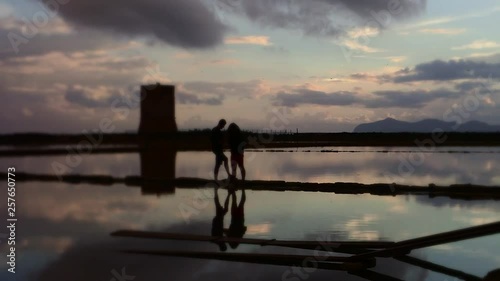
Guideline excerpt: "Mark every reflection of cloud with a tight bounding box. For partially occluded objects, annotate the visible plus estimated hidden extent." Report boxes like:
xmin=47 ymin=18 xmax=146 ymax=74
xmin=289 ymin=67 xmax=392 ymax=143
xmin=415 ymin=196 xmax=500 ymax=212
xmin=20 ymin=183 xmax=159 ymax=227
xmin=453 ymin=216 xmax=499 ymax=226
xmin=20 ymin=236 xmax=74 ymax=254
xmin=389 ymin=204 xmax=408 ymax=214
xmin=246 ymin=223 xmax=272 ymax=235
xmin=344 ymin=214 xmax=380 ymax=241
xmin=34 ymin=220 xmax=421 ymax=281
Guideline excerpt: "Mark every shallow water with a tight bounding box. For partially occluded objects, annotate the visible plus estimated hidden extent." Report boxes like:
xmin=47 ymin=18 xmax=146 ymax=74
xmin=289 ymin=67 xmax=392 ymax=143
xmin=0 ymin=147 xmax=499 ymax=281
xmin=6 ymin=147 xmax=500 ymax=185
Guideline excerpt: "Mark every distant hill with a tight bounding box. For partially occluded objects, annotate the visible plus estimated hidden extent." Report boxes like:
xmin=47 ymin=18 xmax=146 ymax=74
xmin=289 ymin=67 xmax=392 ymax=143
xmin=353 ymin=118 xmax=500 ymax=133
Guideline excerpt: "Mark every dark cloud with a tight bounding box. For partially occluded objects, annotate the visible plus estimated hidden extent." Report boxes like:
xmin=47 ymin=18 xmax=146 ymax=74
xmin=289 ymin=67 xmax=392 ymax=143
xmin=36 ymin=0 xmax=228 ymax=49
xmin=455 ymin=81 xmax=489 ymax=91
xmin=176 ymin=80 xmax=267 ymax=105
xmin=218 ymin=0 xmax=426 ymax=38
xmin=7 ymin=0 xmax=426 ymax=54
xmin=334 ymin=0 xmax=426 ymax=19
xmin=182 ymin=80 xmax=261 ymax=96
xmin=0 ymin=28 xmax=119 ymax=60
xmin=393 ymin=59 xmax=500 ymax=83
xmin=365 ymin=89 xmax=457 ymax=108
xmin=177 ymin=91 xmax=225 ymax=105
xmin=273 ymin=89 xmax=360 ymax=107
xmin=273 ymin=88 xmax=458 ymax=108
xmin=454 ymin=80 xmax=495 ymax=96
xmin=237 ymin=0 xmax=345 ymax=37
xmin=64 ymin=87 xmax=124 ymax=108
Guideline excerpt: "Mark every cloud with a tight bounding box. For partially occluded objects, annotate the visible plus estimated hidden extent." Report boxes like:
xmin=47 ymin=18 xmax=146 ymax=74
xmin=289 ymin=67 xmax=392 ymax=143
xmin=273 ymin=87 xmax=463 ymax=109
xmin=0 ymin=16 xmax=73 ymax=35
xmin=177 ymin=80 xmax=271 ymax=105
xmin=0 ymin=3 xmax=13 ymax=17
xmin=208 ymin=58 xmax=240 ymax=65
xmin=392 ymin=59 xmax=500 ymax=83
xmin=347 ymin=26 xmax=380 ymax=38
xmin=454 ymin=81 xmax=491 ymax=92
xmin=177 ymin=91 xmax=225 ymax=105
xmin=36 ymin=0 xmax=229 ymax=49
xmin=177 ymin=80 xmax=266 ymax=105
xmin=225 ymin=35 xmax=272 ymax=46
xmin=365 ymin=89 xmax=457 ymax=108
xmin=181 ymin=80 xmax=267 ymax=97
xmin=217 ymin=0 xmax=426 ymax=38
xmin=64 ymin=86 xmax=125 ymax=108
xmin=18 ymin=0 xmax=426 ymax=52
xmin=347 ymin=56 xmax=407 ymax=63
xmin=418 ymin=28 xmax=466 ymax=35
xmin=0 ymin=28 xmax=121 ymax=60
xmin=410 ymin=17 xmax=455 ymax=28
xmin=339 ymin=39 xmax=382 ymax=53
xmin=273 ymin=88 xmax=360 ymax=107
xmin=453 ymin=40 xmax=500 ymax=50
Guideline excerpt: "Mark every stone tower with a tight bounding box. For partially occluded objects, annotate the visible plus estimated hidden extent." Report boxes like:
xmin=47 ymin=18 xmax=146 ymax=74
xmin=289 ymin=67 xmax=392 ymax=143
xmin=138 ymin=84 xmax=177 ymax=134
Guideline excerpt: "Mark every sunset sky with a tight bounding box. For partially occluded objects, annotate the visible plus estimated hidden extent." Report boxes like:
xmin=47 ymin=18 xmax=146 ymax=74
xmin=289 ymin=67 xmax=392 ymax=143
xmin=1 ymin=0 xmax=499 ymax=133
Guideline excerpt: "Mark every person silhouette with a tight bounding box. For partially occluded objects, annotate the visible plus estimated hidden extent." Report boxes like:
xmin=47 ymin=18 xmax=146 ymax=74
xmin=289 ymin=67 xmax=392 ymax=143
xmin=227 ymin=123 xmax=246 ymax=181
xmin=211 ymin=186 xmax=230 ymax=251
xmin=211 ymin=119 xmax=230 ymax=181
xmin=225 ymin=188 xmax=247 ymax=249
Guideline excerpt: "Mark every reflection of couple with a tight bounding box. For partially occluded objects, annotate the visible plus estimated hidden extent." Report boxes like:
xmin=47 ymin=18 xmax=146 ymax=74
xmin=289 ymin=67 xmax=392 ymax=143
xmin=211 ymin=119 xmax=246 ymax=181
xmin=211 ymin=186 xmax=247 ymax=251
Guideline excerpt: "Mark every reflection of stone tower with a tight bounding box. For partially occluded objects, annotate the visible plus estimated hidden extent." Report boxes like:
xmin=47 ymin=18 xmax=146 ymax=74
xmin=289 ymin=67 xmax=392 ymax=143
xmin=139 ymin=84 xmax=177 ymax=134
xmin=140 ymin=140 xmax=176 ymax=195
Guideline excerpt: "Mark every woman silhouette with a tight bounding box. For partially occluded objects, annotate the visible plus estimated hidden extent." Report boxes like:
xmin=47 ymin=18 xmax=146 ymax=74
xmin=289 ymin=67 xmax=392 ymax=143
xmin=227 ymin=123 xmax=246 ymax=181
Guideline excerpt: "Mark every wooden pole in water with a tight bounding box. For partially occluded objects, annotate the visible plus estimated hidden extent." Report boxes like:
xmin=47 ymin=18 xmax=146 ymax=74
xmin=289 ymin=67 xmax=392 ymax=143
xmin=111 ymin=230 xmax=394 ymax=251
xmin=120 ymin=249 xmax=375 ymax=271
xmin=349 ymin=221 xmax=500 ymax=261
xmin=395 ymin=255 xmax=482 ymax=281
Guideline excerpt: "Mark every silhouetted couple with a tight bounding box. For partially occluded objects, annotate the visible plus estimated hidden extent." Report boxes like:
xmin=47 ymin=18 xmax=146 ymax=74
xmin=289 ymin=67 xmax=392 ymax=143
xmin=211 ymin=119 xmax=246 ymax=181
xmin=211 ymin=186 xmax=247 ymax=251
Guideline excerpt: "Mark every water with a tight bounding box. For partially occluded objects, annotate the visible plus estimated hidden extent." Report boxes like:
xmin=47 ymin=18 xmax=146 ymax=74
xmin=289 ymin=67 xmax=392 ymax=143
xmin=0 ymin=147 xmax=499 ymax=281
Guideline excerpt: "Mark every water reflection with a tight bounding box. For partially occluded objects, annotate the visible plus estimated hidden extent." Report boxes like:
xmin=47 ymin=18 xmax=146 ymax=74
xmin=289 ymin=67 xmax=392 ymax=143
xmin=211 ymin=186 xmax=230 ymax=251
xmin=226 ymin=188 xmax=247 ymax=249
xmin=0 ymin=178 xmax=499 ymax=281
xmin=3 ymin=147 xmax=500 ymax=186
xmin=1 ymin=147 xmax=500 ymax=281
xmin=140 ymin=140 xmax=176 ymax=194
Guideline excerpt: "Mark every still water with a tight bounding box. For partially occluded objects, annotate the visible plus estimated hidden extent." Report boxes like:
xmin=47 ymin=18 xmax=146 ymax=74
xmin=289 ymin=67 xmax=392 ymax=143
xmin=0 ymin=147 xmax=499 ymax=280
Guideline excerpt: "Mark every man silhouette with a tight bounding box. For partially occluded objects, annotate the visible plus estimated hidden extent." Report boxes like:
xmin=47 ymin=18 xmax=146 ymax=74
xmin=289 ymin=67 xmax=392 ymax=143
xmin=211 ymin=119 xmax=230 ymax=181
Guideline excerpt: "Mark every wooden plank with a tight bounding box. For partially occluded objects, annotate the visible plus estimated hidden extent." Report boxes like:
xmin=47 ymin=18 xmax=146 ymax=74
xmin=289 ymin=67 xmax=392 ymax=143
xmin=120 ymin=249 xmax=375 ymax=271
xmin=349 ymin=221 xmax=500 ymax=260
xmin=5 ymin=172 xmax=500 ymax=199
xmin=348 ymin=269 xmax=404 ymax=281
xmin=395 ymin=255 xmax=482 ymax=281
xmin=111 ymin=230 xmax=394 ymax=251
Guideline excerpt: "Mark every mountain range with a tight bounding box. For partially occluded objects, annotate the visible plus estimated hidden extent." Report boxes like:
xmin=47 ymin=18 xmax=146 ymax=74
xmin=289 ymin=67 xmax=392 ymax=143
xmin=353 ymin=118 xmax=500 ymax=133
